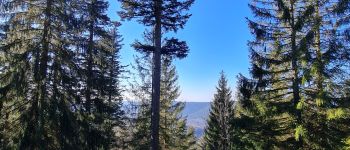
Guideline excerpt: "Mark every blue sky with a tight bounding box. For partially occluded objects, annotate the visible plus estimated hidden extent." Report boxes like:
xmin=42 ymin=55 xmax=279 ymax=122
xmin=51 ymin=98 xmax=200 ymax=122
xmin=108 ymin=0 xmax=253 ymax=102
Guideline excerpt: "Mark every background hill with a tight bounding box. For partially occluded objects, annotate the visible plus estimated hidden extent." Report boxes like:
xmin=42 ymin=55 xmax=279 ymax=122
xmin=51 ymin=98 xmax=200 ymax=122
xmin=182 ymin=102 xmax=211 ymax=138
xmin=122 ymin=101 xmax=211 ymax=138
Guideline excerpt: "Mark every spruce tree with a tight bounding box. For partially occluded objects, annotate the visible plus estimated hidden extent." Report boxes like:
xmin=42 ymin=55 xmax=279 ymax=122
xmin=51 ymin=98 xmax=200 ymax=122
xmin=117 ymin=1 xmax=194 ymax=148
xmin=0 ymin=0 xmax=82 ymax=148
xmin=129 ymin=55 xmax=196 ymax=150
xmin=203 ymin=72 xmax=234 ymax=150
xmin=247 ymin=0 xmax=350 ymax=149
xmin=159 ymin=58 xmax=196 ymax=150
xmin=76 ymin=0 xmax=125 ymax=146
xmin=247 ymin=0 xmax=317 ymax=148
xmin=129 ymin=55 xmax=153 ymax=149
xmin=0 ymin=0 xmax=125 ymax=149
xmin=96 ymin=22 xmax=125 ymax=149
xmin=232 ymin=74 xmax=274 ymax=149
xmin=328 ymin=1 xmax=350 ymax=148
xmin=300 ymin=0 xmax=350 ymax=148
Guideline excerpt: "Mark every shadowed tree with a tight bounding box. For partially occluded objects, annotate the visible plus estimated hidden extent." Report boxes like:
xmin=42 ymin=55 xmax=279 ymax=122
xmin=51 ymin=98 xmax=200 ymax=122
xmin=0 ymin=0 xmax=83 ymax=148
xmin=0 ymin=0 xmax=124 ymax=149
xmin=77 ymin=0 xmax=125 ymax=147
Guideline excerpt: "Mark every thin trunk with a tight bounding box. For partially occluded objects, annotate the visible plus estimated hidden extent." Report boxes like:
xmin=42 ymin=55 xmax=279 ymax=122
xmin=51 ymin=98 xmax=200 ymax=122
xmin=151 ymin=0 xmax=162 ymax=149
xmin=290 ymin=2 xmax=302 ymax=148
xmin=37 ymin=0 xmax=53 ymax=148
xmin=85 ymin=1 xmax=96 ymax=148
xmin=86 ymin=0 xmax=95 ymax=113
xmin=108 ymin=28 xmax=116 ymax=102
xmin=315 ymin=0 xmax=323 ymax=103
xmin=108 ymin=54 xmax=114 ymax=102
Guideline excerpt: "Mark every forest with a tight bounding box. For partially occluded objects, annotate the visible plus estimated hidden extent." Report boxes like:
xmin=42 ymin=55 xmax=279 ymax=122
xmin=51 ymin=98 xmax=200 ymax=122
xmin=0 ymin=0 xmax=350 ymax=149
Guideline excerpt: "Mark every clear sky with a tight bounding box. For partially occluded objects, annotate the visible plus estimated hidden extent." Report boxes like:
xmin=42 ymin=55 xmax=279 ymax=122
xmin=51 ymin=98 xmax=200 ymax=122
xmin=107 ymin=0 xmax=253 ymax=102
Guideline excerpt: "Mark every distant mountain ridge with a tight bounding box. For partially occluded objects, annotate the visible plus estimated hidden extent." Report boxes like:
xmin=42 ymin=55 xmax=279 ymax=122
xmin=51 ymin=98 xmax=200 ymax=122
xmin=122 ymin=101 xmax=211 ymax=138
xmin=182 ymin=102 xmax=211 ymax=138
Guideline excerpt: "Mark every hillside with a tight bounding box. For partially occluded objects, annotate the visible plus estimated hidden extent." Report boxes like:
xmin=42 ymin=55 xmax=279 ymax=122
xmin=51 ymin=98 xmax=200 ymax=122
xmin=182 ymin=102 xmax=211 ymax=138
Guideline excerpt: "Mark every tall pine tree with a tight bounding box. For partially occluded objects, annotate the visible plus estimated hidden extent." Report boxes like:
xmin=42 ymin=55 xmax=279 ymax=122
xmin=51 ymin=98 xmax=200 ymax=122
xmin=0 ymin=0 xmax=83 ymax=148
xmin=117 ymin=1 xmax=194 ymax=148
xmin=0 ymin=0 xmax=125 ymax=149
xmin=76 ymin=0 xmax=125 ymax=146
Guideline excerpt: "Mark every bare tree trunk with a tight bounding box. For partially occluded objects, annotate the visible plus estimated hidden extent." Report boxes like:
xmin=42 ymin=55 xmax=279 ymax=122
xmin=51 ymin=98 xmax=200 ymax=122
xmin=151 ymin=0 xmax=162 ymax=149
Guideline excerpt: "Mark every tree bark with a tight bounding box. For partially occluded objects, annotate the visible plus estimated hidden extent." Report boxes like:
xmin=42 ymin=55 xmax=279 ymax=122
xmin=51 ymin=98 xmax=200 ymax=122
xmin=151 ymin=0 xmax=162 ymax=149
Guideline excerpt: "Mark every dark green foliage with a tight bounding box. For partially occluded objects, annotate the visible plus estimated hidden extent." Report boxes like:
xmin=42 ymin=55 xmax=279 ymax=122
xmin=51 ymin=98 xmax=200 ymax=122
xmin=133 ymin=37 xmax=190 ymax=59
xmin=247 ymin=0 xmax=320 ymax=148
xmin=118 ymin=0 xmax=194 ymax=32
xmin=0 ymin=0 xmax=81 ymax=148
xmin=241 ymin=0 xmax=350 ymax=149
xmin=233 ymin=74 xmax=278 ymax=149
xmin=203 ymin=72 xmax=234 ymax=150
xmin=300 ymin=1 xmax=350 ymax=148
xmin=0 ymin=0 xmax=124 ymax=149
xmin=76 ymin=0 xmax=125 ymax=148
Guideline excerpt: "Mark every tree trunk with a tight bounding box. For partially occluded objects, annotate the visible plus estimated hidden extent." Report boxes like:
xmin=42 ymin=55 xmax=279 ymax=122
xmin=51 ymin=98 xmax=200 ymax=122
xmin=37 ymin=0 xmax=53 ymax=148
xmin=86 ymin=0 xmax=96 ymax=113
xmin=290 ymin=2 xmax=302 ymax=149
xmin=151 ymin=0 xmax=162 ymax=149
xmin=315 ymin=0 xmax=323 ymax=103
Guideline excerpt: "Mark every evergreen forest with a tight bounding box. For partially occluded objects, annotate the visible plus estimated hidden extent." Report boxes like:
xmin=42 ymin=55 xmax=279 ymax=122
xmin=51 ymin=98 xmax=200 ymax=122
xmin=0 ymin=0 xmax=350 ymax=149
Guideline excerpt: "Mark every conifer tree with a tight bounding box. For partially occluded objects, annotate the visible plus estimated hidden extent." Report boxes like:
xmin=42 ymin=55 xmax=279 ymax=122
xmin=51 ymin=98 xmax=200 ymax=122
xmin=129 ymin=55 xmax=153 ymax=149
xmin=117 ymin=1 xmax=194 ymax=148
xmin=0 ymin=0 xmax=82 ymax=148
xmin=203 ymin=72 xmax=234 ymax=150
xmin=231 ymin=74 xmax=273 ymax=149
xmin=96 ymin=22 xmax=125 ymax=149
xmin=247 ymin=0 xmax=350 ymax=149
xmin=300 ymin=0 xmax=350 ymax=148
xmin=247 ymin=0 xmax=316 ymax=148
xmin=129 ymin=55 xmax=196 ymax=150
xmin=76 ymin=0 xmax=125 ymax=147
xmin=0 ymin=0 xmax=125 ymax=149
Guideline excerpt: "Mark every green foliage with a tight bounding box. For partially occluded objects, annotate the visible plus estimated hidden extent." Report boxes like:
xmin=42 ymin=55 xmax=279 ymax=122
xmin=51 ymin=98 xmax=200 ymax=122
xmin=296 ymin=98 xmax=305 ymax=110
xmin=327 ymin=108 xmax=346 ymax=120
xmin=203 ymin=72 xmax=235 ymax=150
xmin=0 ymin=0 xmax=124 ymax=149
xmin=345 ymin=137 xmax=350 ymax=150
xmin=128 ymin=55 xmax=196 ymax=150
xmin=244 ymin=0 xmax=350 ymax=149
xmin=295 ymin=125 xmax=306 ymax=141
xmin=118 ymin=0 xmax=194 ymax=32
